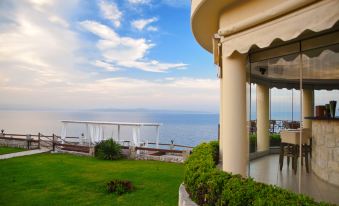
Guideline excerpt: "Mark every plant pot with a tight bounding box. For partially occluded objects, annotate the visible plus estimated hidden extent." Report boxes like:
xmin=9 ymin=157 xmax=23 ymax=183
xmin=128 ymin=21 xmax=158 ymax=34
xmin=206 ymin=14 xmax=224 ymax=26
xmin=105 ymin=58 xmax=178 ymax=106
xmin=325 ymin=104 xmax=331 ymax=118
xmin=316 ymin=105 xmax=325 ymax=117
xmin=270 ymin=138 xmax=281 ymax=147
xmin=330 ymin=101 xmax=337 ymax=118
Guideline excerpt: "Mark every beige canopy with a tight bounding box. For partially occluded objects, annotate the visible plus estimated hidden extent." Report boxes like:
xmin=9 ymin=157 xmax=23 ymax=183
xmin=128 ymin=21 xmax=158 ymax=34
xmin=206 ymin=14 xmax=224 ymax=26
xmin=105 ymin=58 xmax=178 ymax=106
xmin=219 ymin=0 xmax=339 ymax=58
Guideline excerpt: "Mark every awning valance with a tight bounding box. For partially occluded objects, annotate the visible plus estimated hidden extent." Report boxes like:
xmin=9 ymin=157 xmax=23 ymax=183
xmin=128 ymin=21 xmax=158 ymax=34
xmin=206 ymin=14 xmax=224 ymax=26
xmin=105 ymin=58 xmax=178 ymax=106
xmin=219 ymin=0 xmax=339 ymax=57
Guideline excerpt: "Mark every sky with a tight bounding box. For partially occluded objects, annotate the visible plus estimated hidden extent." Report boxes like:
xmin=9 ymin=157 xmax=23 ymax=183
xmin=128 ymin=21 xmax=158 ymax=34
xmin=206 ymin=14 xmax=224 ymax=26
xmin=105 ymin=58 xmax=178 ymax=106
xmin=0 ymin=0 xmax=218 ymax=112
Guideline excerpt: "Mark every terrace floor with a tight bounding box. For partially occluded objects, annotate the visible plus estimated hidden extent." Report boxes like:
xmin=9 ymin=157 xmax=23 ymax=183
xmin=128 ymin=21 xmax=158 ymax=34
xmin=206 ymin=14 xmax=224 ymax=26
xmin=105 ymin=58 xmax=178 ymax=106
xmin=250 ymin=154 xmax=339 ymax=205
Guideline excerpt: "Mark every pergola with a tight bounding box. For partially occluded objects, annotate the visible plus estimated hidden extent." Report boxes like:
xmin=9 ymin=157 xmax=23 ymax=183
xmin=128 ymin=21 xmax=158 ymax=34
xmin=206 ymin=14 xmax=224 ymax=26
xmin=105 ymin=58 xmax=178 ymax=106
xmin=60 ymin=120 xmax=161 ymax=148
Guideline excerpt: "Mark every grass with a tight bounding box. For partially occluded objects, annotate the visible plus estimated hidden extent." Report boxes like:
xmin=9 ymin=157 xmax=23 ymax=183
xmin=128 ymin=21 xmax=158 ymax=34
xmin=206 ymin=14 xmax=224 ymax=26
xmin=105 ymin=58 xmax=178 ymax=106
xmin=0 ymin=153 xmax=184 ymax=206
xmin=0 ymin=146 xmax=26 ymax=155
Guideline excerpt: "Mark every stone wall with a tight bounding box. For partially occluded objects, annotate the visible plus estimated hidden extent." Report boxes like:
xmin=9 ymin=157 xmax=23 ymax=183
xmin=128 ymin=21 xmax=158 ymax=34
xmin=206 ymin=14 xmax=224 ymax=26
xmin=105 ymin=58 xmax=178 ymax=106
xmin=312 ymin=120 xmax=339 ymax=186
xmin=178 ymin=184 xmax=197 ymax=206
xmin=136 ymin=153 xmax=185 ymax=163
xmin=127 ymin=146 xmax=189 ymax=163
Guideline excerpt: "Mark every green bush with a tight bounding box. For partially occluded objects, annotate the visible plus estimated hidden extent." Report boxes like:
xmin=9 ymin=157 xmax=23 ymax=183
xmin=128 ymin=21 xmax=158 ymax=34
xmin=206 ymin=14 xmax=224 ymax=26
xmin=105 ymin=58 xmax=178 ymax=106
xmin=249 ymin=134 xmax=281 ymax=151
xmin=250 ymin=134 xmax=257 ymax=153
xmin=106 ymin=179 xmax=134 ymax=195
xmin=270 ymin=134 xmax=281 ymax=147
xmin=95 ymin=139 xmax=122 ymax=160
xmin=184 ymin=141 xmax=334 ymax=206
xmin=270 ymin=134 xmax=281 ymax=140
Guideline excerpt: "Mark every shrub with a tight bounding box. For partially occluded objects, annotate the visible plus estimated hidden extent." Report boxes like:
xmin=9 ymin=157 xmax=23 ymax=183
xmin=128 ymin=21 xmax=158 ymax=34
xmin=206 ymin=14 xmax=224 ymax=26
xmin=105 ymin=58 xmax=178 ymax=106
xmin=249 ymin=134 xmax=257 ymax=153
xmin=249 ymin=134 xmax=282 ymax=151
xmin=95 ymin=139 xmax=122 ymax=160
xmin=270 ymin=134 xmax=281 ymax=147
xmin=106 ymin=179 xmax=134 ymax=195
xmin=184 ymin=141 xmax=334 ymax=206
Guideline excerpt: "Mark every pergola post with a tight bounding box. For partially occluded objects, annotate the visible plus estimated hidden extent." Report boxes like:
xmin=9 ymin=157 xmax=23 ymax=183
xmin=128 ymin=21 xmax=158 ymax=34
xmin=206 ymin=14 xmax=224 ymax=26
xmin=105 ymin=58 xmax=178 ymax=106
xmin=137 ymin=126 xmax=141 ymax=146
xmin=61 ymin=123 xmax=67 ymax=144
xmin=220 ymin=52 xmax=248 ymax=177
xmin=256 ymin=84 xmax=270 ymax=152
xmin=302 ymin=89 xmax=314 ymax=129
xmin=117 ymin=125 xmax=120 ymax=142
xmin=86 ymin=124 xmax=89 ymax=145
xmin=156 ymin=126 xmax=160 ymax=148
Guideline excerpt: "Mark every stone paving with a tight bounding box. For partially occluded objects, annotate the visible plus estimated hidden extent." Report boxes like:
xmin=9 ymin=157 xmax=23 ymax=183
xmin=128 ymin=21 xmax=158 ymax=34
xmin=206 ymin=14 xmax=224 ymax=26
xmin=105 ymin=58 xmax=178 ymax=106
xmin=0 ymin=148 xmax=51 ymax=160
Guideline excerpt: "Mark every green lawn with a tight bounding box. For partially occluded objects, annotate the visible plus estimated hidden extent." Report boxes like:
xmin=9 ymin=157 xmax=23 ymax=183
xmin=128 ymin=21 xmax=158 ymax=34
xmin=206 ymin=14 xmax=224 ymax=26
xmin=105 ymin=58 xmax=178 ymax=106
xmin=0 ymin=146 xmax=26 ymax=155
xmin=0 ymin=153 xmax=184 ymax=206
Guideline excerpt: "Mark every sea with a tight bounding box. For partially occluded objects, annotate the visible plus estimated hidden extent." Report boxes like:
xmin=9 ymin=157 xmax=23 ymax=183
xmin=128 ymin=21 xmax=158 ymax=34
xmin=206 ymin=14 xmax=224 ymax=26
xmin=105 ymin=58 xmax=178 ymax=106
xmin=0 ymin=110 xmax=219 ymax=147
xmin=0 ymin=109 xmax=305 ymax=147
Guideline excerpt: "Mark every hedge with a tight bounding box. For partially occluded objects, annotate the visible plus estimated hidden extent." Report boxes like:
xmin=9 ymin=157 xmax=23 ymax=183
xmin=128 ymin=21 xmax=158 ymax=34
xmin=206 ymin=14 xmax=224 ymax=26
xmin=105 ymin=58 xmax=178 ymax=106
xmin=184 ymin=141 xmax=334 ymax=206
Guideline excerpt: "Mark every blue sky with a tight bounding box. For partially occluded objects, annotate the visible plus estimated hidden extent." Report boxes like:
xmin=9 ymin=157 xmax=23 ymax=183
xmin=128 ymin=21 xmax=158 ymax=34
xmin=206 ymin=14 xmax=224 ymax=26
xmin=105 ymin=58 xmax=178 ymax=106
xmin=73 ymin=0 xmax=215 ymax=79
xmin=0 ymin=0 xmax=218 ymax=112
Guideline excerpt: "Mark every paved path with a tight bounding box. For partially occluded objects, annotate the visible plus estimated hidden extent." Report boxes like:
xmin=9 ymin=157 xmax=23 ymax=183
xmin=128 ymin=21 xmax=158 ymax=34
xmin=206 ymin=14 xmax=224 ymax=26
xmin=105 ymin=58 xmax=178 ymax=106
xmin=0 ymin=148 xmax=51 ymax=160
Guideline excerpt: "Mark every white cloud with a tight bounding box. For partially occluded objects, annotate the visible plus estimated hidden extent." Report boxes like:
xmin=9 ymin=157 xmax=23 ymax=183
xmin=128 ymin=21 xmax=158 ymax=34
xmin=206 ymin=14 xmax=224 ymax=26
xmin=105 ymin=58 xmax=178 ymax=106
xmin=80 ymin=20 xmax=119 ymax=40
xmin=48 ymin=15 xmax=70 ymax=28
xmin=0 ymin=77 xmax=219 ymax=111
xmin=131 ymin=17 xmax=158 ymax=31
xmin=161 ymin=0 xmax=190 ymax=8
xmin=147 ymin=26 xmax=158 ymax=32
xmin=80 ymin=20 xmax=187 ymax=72
xmin=128 ymin=0 xmax=151 ymax=5
xmin=0 ymin=0 xmax=82 ymax=86
xmin=98 ymin=0 xmax=122 ymax=27
xmin=29 ymin=0 xmax=56 ymax=6
xmin=93 ymin=60 xmax=120 ymax=71
xmin=0 ymin=0 xmax=208 ymax=112
xmin=80 ymin=20 xmax=153 ymax=62
xmin=117 ymin=60 xmax=187 ymax=72
xmin=127 ymin=0 xmax=190 ymax=8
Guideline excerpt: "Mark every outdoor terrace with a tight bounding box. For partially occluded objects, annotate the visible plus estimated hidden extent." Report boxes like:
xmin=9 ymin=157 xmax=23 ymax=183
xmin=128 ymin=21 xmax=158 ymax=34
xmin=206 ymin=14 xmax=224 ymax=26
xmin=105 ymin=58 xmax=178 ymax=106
xmin=250 ymin=154 xmax=339 ymax=205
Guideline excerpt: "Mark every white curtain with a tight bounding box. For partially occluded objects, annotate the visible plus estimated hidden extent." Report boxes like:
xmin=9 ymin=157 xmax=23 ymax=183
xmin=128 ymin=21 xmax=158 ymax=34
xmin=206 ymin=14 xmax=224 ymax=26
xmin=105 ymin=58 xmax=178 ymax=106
xmin=61 ymin=123 xmax=68 ymax=142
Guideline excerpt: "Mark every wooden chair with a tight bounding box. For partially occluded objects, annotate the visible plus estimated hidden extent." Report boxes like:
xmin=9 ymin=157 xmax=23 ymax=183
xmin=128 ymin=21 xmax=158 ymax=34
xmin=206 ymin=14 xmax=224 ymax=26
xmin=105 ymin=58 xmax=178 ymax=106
xmin=279 ymin=142 xmax=310 ymax=174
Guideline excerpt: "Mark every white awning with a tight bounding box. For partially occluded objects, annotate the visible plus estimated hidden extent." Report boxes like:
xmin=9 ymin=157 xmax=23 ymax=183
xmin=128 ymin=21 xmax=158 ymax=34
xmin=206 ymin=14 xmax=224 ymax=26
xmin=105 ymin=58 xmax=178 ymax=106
xmin=60 ymin=120 xmax=161 ymax=127
xmin=219 ymin=0 xmax=339 ymax=57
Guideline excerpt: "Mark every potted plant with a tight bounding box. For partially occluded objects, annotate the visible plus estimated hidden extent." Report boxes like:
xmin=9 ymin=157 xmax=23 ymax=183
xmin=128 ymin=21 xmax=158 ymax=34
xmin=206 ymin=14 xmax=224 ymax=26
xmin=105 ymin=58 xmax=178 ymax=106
xmin=329 ymin=101 xmax=337 ymax=118
xmin=325 ymin=104 xmax=331 ymax=117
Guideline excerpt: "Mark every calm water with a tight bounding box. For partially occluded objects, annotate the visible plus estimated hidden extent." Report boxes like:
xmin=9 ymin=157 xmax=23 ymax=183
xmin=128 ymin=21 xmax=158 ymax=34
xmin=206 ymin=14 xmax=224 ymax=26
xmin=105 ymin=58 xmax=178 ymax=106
xmin=0 ymin=110 xmax=219 ymax=147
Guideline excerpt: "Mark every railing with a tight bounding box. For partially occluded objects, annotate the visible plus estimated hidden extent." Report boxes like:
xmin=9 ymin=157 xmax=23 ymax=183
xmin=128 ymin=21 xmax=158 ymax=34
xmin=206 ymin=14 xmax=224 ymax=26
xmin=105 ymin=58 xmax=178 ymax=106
xmin=0 ymin=130 xmax=193 ymax=155
xmin=147 ymin=142 xmax=194 ymax=149
xmin=250 ymin=120 xmax=301 ymax=134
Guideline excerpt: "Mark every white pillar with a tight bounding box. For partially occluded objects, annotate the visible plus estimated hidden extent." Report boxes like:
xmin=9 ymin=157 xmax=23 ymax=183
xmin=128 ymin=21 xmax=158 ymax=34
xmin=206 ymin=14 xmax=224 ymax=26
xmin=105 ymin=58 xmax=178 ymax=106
xmin=117 ymin=125 xmax=120 ymax=142
xmin=302 ymin=89 xmax=314 ymax=129
xmin=89 ymin=124 xmax=94 ymax=145
xmin=85 ymin=123 xmax=89 ymax=145
xmin=256 ymin=84 xmax=270 ymax=152
xmin=137 ymin=126 xmax=141 ymax=146
xmin=132 ymin=127 xmax=138 ymax=146
xmin=220 ymin=52 xmax=248 ymax=177
xmin=101 ymin=125 xmax=104 ymax=140
xmin=156 ymin=126 xmax=160 ymax=148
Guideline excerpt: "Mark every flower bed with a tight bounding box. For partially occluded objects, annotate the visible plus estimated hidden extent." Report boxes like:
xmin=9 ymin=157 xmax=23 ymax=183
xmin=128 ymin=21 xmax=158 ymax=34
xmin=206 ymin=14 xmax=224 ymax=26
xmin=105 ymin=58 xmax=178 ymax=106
xmin=184 ymin=141 xmax=334 ymax=206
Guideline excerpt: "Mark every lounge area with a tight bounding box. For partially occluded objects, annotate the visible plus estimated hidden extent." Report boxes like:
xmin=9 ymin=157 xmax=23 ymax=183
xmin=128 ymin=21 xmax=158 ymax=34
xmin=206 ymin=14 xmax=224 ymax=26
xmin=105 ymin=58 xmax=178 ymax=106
xmin=250 ymin=154 xmax=339 ymax=204
xmin=247 ymin=26 xmax=339 ymax=203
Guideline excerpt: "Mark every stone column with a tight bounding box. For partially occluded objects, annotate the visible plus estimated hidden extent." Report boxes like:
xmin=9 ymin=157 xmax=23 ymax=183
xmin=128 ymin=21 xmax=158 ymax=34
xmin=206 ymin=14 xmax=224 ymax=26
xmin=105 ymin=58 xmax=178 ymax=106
xmin=220 ymin=52 xmax=248 ymax=177
xmin=256 ymin=84 xmax=270 ymax=152
xmin=302 ymin=89 xmax=314 ymax=129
